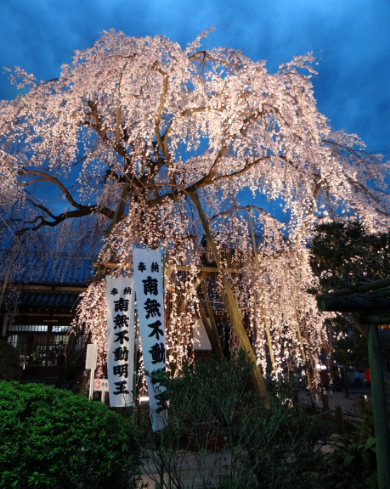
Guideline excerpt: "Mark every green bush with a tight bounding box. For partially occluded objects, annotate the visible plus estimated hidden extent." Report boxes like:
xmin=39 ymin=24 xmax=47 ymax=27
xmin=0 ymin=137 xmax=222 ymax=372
xmin=0 ymin=381 xmax=140 ymax=489
xmin=142 ymin=352 xmax=326 ymax=489
xmin=239 ymin=395 xmax=326 ymax=489
xmin=325 ymin=399 xmax=381 ymax=489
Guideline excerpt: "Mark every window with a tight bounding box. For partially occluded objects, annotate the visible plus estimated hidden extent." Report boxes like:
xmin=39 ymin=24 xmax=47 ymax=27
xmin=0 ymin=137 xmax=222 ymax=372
xmin=8 ymin=325 xmax=48 ymax=332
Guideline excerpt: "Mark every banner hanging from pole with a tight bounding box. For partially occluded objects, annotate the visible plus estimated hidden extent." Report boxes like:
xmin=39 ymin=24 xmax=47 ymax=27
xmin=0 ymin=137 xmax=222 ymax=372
xmin=133 ymin=247 xmax=167 ymax=432
xmin=106 ymin=276 xmax=135 ymax=408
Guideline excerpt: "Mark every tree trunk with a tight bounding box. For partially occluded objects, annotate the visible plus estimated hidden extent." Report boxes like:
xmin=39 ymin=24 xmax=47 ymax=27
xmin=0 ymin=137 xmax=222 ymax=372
xmin=190 ymin=191 xmax=268 ymax=402
xmin=367 ymin=322 xmax=390 ymax=489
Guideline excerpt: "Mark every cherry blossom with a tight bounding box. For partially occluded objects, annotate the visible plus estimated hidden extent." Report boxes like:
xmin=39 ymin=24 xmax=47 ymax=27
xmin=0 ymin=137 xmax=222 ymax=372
xmin=1 ymin=30 xmax=389 ymax=388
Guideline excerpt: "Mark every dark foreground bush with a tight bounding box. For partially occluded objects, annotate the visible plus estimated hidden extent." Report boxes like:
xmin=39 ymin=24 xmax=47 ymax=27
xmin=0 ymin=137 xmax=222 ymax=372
xmin=0 ymin=381 xmax=140 ymax=489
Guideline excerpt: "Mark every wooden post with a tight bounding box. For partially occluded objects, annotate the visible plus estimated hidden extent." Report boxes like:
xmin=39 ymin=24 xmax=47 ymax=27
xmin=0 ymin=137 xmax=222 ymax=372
xmin=190 ymin=191 xmax=269 ymax=403
xmin=198 ymin=284 xmax=224 ymax=359
xmin=368 ymin=322 xmax=390 ymax=489
xmin=322 ymin=388 xmax=329 ymax=412
xmin=79 ymin=369 xmax=90 ymax=397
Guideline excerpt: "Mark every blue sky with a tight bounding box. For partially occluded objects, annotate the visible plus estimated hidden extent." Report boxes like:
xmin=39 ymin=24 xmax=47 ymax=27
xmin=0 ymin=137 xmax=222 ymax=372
xmin=1 ymin=0 xmax=389 ymax=225
xmin=1 ymin=0 xmax=389 ymax=160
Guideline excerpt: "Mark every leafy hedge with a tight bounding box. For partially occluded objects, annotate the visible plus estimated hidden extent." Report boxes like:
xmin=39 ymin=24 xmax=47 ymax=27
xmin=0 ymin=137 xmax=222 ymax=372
xmin=0 ymin=381 xmax=140 ymax=489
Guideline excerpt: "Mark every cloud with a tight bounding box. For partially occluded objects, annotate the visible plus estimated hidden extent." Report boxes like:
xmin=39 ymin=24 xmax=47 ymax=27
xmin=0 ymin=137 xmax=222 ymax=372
xmin=0 ymin=0 xmax=389 ymax=156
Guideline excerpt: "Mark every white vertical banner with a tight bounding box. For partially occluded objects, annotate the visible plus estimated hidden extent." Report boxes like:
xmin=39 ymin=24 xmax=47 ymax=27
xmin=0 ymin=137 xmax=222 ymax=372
xmin=133 ymin=248 xmax=167 ymax=431
xmin=106 ymin=277 xmax=135 ymax=408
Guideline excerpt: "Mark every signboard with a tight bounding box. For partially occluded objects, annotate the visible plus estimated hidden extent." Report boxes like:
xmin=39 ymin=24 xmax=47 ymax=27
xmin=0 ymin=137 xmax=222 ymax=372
xmin=86 ymin=344 xmax=97 ymax=370
xmin=94 ymin=379 xmax=109 ymax=404
xmin=107 ymin=276 xmax=135 ymax=408
xmin=133 ymin=247 xmax=167 ymax=432
xmin=94 ymin=379 xmax=109 ymax=391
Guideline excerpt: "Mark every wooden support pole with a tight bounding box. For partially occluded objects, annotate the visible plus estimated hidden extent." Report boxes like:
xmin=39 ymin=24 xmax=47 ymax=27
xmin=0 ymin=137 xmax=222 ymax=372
xmin=190 ymin=191 xmax=269 ymax=403
xmin=322 ymin=388 xmax=329 ymax=412
xmin=368 ymin=322 xmax=390 ymax=489
xmin=197 ymin=298 xmax=224 ymax=359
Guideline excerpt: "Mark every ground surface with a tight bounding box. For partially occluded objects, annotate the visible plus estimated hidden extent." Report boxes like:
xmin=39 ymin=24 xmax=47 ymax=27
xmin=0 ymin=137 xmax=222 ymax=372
xmin=297 ymin=388 xmax=371 ymax=416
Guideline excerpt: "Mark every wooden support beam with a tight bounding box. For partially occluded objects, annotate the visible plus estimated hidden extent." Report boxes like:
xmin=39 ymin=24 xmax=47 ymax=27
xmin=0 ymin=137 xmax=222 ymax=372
xmin=197 ymin=298 xmax=224 ymax=359
xmin=317 ymin=295 xmax=390 ymax=312
xmin=93 ymin=261 xmax=238 ymax=274
xmin=320 ymin=278 xmax=390 ymax=297
xmin=189 ymin=190 xmax=269 ymax=403
xmin=362 ymin=312 xmax=390 ymax=324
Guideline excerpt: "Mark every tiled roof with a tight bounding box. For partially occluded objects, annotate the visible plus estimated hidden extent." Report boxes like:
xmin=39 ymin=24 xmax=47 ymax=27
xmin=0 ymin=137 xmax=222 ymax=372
xmin=19 ymin=291 xmax=82 ymax=309
xmin=0 ymin=250 xmax=95 ymax=286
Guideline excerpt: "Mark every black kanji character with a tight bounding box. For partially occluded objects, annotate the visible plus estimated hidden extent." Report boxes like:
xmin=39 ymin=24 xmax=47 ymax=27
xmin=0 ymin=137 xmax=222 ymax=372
xmin=110 ymin=288 xmax=119 ymax=296
xmin=142 ymin=276 xmax=158 ymax=296
xmin=144 ymin=298 xmax=161 ymax=319
xmin=138 ymin=262 xmax=146 ymax=272
xmin=147 ymin=320 xmax=164 ymax=340
xmin=114 ymin=330 xmax=129 ymax=345
xmin=114 ymin=297 xmax=129 ymax=312
xmin=113 ymin=346 xmax=129 ymax=362
xmin=113 ymin=314 xmax=129 ymax=329
xmin=113 ymin=363 xmax=129 ymax=378
xmin=113 ymin=380 xmax=129 ymax=395
xmin=123 ymin=287 xmax=132 ymax=295
xmin=155 ymin=390 xmax=168 ymax=413
xmin=149 ymin=342 xmax=165 ymax=364
xmin=151 ymin=262 xmax=159 ymax=273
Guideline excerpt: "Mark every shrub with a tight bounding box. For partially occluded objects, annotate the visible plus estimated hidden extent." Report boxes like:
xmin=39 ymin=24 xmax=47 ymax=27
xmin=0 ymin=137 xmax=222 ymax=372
xmin=239 ymin=394 xmax=326 ymax=489
xmin=0 ymin=381 xmax=140 ymax=489
xmin=142 ymin=352 xmax=326 ymax=489
xmin=325 ymin=398 xmax=381 ymax=489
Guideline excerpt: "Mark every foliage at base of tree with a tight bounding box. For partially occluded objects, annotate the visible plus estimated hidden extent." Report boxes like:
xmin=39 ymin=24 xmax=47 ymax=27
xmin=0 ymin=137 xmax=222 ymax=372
xmin=324 ymin=398 xmax=383 ymax=489
xmin=0 ymin=381 xmax=140 ymax=489
xmin=142 ymin=352 xmax=327 ymax=489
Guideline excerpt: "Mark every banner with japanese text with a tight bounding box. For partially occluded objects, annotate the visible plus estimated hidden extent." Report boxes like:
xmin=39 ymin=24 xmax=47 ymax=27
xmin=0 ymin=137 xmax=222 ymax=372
xmin=133 ymin=248 xmax=167 ymax=431
xmin=106 ymin=277 xmax=135 ymax=408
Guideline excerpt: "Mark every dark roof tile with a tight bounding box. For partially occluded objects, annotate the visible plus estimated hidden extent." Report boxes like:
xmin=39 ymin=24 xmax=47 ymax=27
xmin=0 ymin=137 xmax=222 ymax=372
xmin=0 ymin=251 xmax=95 ymax=286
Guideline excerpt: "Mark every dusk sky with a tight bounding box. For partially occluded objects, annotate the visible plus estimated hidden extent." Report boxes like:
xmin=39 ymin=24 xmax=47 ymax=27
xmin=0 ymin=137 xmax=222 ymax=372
xmin=1 ymin=0 xmax=389 ymax=163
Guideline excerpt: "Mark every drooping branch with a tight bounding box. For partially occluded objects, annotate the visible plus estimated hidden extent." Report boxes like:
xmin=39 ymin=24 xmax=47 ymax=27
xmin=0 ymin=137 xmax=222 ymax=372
xmin=19 ymin=168 xmax=86 ymax=210
xmin=16 ymin=204 xmax=111 ymax=235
